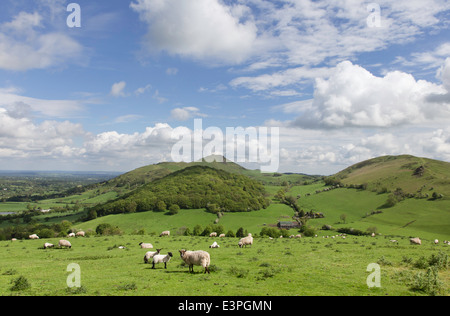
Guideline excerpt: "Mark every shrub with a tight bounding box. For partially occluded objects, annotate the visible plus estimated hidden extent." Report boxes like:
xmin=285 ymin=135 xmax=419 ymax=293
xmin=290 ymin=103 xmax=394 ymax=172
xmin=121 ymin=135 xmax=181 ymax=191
xmin=410 ymin=266 xmax=443 ymax=296
xmin=95 ymin=223 xmax=122 ymax=236
xmin=167 ymin=204 xmax=180 ymax=215
xmin=10 ymin=276 xmax=31 ymax=291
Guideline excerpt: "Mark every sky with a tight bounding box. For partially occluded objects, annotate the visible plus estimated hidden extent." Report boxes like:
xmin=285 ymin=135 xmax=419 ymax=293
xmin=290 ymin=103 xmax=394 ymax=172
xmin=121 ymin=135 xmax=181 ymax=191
xmin=0 ymin=0 xmax=449 ymax=175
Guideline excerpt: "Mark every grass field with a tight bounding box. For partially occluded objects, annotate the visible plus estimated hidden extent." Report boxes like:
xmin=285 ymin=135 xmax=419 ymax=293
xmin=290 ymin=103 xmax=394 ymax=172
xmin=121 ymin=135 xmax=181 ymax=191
xmin=0 ymin=235 xmax=448 ymax=296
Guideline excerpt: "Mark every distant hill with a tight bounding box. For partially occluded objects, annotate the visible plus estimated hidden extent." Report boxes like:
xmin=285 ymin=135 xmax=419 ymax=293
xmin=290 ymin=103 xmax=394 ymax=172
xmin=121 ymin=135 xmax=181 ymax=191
xmin=328 ymin=155 xmax=450 ymax=197
xmin=88 ymin=165 xmax=270 ymax=219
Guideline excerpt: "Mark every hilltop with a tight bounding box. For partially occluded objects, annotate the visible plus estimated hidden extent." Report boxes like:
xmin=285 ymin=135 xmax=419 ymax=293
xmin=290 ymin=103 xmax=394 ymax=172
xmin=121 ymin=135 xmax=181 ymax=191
xmin=328 ymin=155 xmax=450 ymax=197
xmin=89 ymin=165 xmax=270 ymax=219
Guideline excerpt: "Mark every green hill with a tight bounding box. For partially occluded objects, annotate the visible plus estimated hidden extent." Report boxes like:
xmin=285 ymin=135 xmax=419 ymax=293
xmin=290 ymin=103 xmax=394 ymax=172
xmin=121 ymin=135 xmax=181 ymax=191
xmin=328 ymin=155 xmax=450 ymax=198
xmin=89 ymin=165 xmax=270 ymax=218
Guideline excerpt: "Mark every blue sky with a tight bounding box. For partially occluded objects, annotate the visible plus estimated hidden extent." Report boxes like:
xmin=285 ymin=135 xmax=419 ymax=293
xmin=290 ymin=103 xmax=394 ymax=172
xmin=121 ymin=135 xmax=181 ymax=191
xmin=0 ymin=0 xmax=449 ymax=174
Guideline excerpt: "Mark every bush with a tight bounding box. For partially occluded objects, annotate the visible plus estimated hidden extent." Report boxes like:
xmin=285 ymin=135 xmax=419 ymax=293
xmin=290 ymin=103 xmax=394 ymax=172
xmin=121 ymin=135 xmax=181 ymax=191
xmin=301 ymin=225 xmax=316 ymax=237
xmin=167 ymin=204 xmax=180 ymax=215
xmin=10 ymin=276 xmax=31 ymax=291
xmin=411 ymin=266 xmax=443 ymax=296
xmin=95 ymin=223 xmax=122 ymax=236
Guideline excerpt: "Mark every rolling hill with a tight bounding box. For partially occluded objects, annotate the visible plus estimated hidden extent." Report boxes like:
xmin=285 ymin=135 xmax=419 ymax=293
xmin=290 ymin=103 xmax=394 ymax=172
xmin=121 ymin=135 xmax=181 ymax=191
xmin=328 ymin=155 xmax=450 ymax=197
xmin=89 ymin=165 xmax=270 ymax=218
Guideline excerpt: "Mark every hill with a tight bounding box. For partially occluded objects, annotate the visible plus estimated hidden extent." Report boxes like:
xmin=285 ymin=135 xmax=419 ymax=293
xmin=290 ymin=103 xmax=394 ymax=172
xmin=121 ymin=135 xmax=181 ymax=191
xmin=328 ymin=155 xmax=450 ymax=198
xmin=89 ymin=165 xmax=270 ymax=218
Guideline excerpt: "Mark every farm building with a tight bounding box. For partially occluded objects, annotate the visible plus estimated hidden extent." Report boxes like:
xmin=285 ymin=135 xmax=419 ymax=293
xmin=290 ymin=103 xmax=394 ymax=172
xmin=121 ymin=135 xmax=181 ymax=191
xmin=277 ymin=221 xmax=301 ymax=229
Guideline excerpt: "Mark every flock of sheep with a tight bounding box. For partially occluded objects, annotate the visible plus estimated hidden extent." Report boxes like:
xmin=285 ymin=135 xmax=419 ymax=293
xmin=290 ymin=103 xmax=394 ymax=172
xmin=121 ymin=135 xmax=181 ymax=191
xmin=141 ymin=231 xmax=254 ymax=274
xmin=27 ymin=229 xmax=253 ymax=274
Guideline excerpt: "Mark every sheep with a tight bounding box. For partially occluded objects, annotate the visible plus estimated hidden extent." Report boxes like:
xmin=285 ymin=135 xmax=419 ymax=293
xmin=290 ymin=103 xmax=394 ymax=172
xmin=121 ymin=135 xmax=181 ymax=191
xmin=144 ymin=248 xmax=161 ymax=264
xmin=59 ymin=240 xmax=72 ymax=248
xmin=238 ymin=233 xmax=253 ymax=248
xmin=29 ymin=234 xmax=39 ymax=240
xmin=410 ymin=237 xmax=421 ymax=245
xmin=179 ymin=249 xmax=211 ymax=274
xmin=67 ymin=232 xmax=75 ymax=237
xmin=160 ymin=231 xmax=170 ymax=237
xmin=434 ymin=239 xmax=439 ymax=244
xmin=139 ymin=242 xmax=153 ymax=249
xmin=209 ymin=241 xmax=220 ymax=248
xmin=152 ymin=252 xmax=173 ymax=269
xmin=43 ymin=243 xmax=54 ymax=249
xmin=219 ymin=234 xmax=225 ymax=238
xmin=76 ymin=231 xmax=85 ymax=237
xmin=209 ymin=232 xmax=217 ymax=237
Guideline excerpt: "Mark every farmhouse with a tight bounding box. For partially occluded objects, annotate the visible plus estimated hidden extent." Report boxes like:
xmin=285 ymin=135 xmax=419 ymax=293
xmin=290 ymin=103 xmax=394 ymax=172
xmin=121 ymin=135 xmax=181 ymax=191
xmin=277 ymin=221 xmax=301 ymax=229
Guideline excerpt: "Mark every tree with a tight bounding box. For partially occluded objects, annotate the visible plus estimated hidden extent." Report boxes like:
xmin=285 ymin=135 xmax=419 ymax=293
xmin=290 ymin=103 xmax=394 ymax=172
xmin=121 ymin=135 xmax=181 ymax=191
xmin=168 ymin=204 xmax=180 ymax=215
xmin=236 ymin=227 xmax=245 ymax=238
xmin=155 ymin=201 xmax=167 ymax=212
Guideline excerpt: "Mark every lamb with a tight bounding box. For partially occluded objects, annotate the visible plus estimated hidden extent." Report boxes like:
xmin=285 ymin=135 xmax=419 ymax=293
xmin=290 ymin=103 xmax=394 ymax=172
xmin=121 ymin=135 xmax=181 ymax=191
xmin=410 ymin=237 xmax=421 ymax=245
xmin=160 ymin=231 xmax=170 ymax=237
xmin=238 ymin=233 xmax=253 ymax=248
xmin=29 ymin=234 xmax=39 ymax=239
xmin=139 ymin=242 xmax=153 ymax=249
xmin=144 ymin=248 xmax=161 ymax=264
xmin=179 ymin=249 xmax=211 ymax=274
xmin=59 ymin=240 xmax=72 ymax=248
xmin=209 ymin=241 xmax=220 ymax=248
xmin=44 ymin=243 xmax=54 ymax=249
xmin=152 ymin=252 xmax=173 ymax=269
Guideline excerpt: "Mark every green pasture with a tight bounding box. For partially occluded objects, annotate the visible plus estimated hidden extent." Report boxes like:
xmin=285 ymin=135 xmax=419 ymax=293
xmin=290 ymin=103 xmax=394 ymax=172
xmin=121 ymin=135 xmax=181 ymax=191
xmin=0 ymin=235 xmax=448 ymax=296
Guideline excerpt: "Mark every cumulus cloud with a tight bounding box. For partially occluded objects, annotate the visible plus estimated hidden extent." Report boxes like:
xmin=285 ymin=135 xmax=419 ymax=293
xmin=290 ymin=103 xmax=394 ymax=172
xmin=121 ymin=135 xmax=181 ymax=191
xmin=0 ymin=11 xmax=84 ymax=71
xmin=130 ymin=0 xmax=258 ymax=64
xmin=290 ymin=61 xmax=448 ymax=129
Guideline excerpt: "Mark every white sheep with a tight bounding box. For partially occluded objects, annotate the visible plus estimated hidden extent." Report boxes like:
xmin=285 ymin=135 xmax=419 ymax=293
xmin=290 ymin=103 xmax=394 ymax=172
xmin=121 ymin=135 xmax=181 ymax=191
xmin=209 ymin=232 xmax=217 ymax=237
xmin=76 ymin=231 xmax=85 ymax=237
xmin=238 ymin=233 xmax=253 ymax=248
xmin=410 ymin=237 xmax=421 ymax=245
xmin=219 ymin=234 xmax=225 ymax=238
xmin=29 ymin=234 xmax=39 ymax=239
xmin=152 ymin=252 xmax=173 ymax=269
xmin=144 ymin=248 xmax=161 ymax=264
xmin=67 ymin=232 xmax=75 ymax=237
xmin=179 ymin=249 xmax=211 ymax=274
xmin=209 ymin=241 xmax=220 ymax=248
xmin=160 ymin=231 xmax=170 ymax=237
xmin=43 ymin=243 xmax=54 ymax=249
xmin=58 ymin=239 xmax=72 ymax=248
xmin=139 ymin=242 xmax=153 ymax=249
xmin=434 ymin=239 xmax=439 ymax=244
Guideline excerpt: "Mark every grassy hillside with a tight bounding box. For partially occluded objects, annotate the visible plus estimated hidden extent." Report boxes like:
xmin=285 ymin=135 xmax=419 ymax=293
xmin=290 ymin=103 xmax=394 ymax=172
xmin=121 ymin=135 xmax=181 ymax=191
xmin=90 ymin=165 xmax=270 ymax=218
xmin=330 ymin=155 xmax=450 ymax=197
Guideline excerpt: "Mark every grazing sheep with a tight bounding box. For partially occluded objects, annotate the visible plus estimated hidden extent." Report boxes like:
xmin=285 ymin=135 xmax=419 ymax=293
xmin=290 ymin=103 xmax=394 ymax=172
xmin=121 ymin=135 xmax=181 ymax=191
xmin=44 ymin=243 xmax=54 ymax=249
xmin=209 ymin=232 xmax=217 ymax=237
xmin=238 ymin=233 xmax=253 ymax=248
xmin=295 ymin=234 xmax=302 ymax=238
xmin=209 ymin=241 xmax=220 ymax=248
xmin=410 ymin=237 xmax=421 ymax=245
xmin=160 ymin=231 xmax=170 ymax=237
xmin=434 ymin=239 xmax=439 ymax=244
xmin=219 ymin=234 xmax=225 ymax=238
xmin=152 ymin=252 xmax=173 ymax=269
xmin=390 ymin=240 xmax=398 ymax=243
xmin=179 ymin=249 xmax=211 ymax=274
xmin=67 ymin=232 xmax=75 ymax=237
xmin=139 ymin=242 xmax=153 ymax=249
xmin=59 ymin=240 xmax=72 ymax=248
xmin=144 ymin=249 xmax=161 ymax=264
xmin=76 ymin=231 xmax=85 ymax=237
xmin=29 ymin=234 xmax=39 ymax=240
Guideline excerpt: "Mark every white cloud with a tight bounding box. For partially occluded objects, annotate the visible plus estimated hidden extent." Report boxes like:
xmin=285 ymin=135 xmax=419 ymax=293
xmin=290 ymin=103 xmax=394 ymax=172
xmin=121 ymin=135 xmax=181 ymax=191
xmin=170 ymin=107 xmax=205 ymax=121
xmin=134 ymin=84 xmax=152 ymax=96
xmin=0 ymin=11 xmax=84 ymax=71
xmin=130 ymin=0 xmax=258 ymax=64
xmin=289 ymin=61 xmax=448 ymax=129
xmin=110 ymin=81 xmax=127 ymax=97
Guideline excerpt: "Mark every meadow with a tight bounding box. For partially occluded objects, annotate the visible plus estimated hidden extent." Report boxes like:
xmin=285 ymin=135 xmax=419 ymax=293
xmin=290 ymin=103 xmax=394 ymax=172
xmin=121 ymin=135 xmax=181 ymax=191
xmin=0 ymin=234 xmax=448 ymax=296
